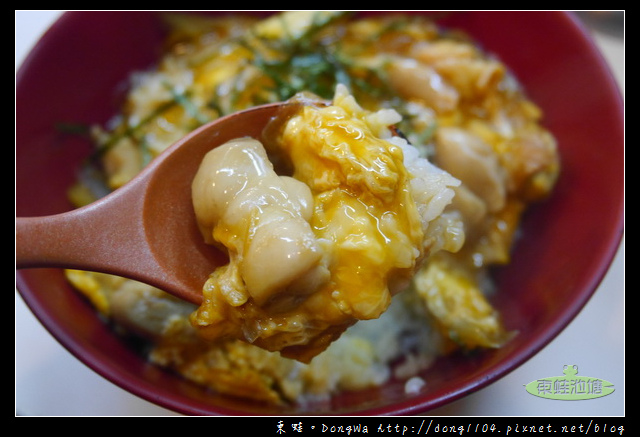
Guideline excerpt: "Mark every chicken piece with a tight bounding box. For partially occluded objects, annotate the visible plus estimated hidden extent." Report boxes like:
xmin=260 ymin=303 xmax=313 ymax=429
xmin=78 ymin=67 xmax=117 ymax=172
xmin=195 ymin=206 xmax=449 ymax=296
xmin=387 ymin=58 xmax=459 ymax=113
xmin=433 ymin=127 xmax=508 ymax=212
xmin=191 ymin=137 xmax=330 ymax=333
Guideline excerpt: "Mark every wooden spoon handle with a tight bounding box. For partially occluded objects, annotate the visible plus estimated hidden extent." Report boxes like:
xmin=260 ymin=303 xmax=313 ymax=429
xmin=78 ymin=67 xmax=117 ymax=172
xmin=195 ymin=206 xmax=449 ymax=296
xmin=15 ymin=180 xmax=155 ymax=281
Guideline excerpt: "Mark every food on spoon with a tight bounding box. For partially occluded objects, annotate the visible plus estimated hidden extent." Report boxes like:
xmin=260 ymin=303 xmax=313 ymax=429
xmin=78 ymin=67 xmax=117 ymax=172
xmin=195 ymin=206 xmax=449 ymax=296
xmin=190 ymin=86 xmax=462 ymax=362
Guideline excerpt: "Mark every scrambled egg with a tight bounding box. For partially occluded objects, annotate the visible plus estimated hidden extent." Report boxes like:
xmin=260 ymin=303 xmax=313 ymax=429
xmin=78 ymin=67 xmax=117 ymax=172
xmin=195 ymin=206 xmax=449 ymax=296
xmin=65 ymin=11 xmax=559 ymax=404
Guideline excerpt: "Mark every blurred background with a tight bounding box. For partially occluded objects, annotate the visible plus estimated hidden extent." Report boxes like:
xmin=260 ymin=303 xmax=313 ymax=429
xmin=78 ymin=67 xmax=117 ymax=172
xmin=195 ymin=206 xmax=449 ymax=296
xmin=15 ymin=10 xmax=624 ymax=416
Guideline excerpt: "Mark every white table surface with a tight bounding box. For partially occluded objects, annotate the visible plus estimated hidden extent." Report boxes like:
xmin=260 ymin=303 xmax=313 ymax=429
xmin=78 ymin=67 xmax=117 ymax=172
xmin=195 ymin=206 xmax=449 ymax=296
xmin=15 ymin=10 xmax=624 ymax=417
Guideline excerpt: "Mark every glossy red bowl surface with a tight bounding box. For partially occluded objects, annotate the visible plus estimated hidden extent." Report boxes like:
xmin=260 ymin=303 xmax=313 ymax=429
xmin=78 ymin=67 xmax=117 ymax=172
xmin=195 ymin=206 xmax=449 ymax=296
xmin=15 ymin=11 xmax=624 ymax=415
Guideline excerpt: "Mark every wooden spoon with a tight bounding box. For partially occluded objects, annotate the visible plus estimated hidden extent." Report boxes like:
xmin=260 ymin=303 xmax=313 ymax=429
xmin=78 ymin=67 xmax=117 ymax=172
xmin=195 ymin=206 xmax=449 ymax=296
xmin=16 ymin=102 xmax=291 ymax=306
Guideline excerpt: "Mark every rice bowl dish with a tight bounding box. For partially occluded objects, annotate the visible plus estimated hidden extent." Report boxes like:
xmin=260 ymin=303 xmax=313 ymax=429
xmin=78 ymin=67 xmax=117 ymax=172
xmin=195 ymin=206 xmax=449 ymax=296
xmin=21 ymin=11 xmax=569 ymax=409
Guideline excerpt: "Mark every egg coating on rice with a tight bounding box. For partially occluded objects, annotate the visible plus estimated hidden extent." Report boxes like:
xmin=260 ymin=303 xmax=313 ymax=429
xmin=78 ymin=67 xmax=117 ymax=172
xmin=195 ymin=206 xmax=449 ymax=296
xmin=65 ymin=11 xmax=559 ymax=404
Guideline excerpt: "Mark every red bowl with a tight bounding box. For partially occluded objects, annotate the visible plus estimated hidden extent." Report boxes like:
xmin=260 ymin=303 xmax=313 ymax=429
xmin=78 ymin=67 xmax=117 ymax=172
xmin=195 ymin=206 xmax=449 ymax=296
xmin=15 ymin=11 xmax=624 ymax=415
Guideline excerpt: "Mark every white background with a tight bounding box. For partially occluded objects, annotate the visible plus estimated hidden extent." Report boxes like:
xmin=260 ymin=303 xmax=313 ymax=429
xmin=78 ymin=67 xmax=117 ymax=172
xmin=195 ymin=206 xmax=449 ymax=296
xmin=15 ymin=10 xmax=624 ymax=416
